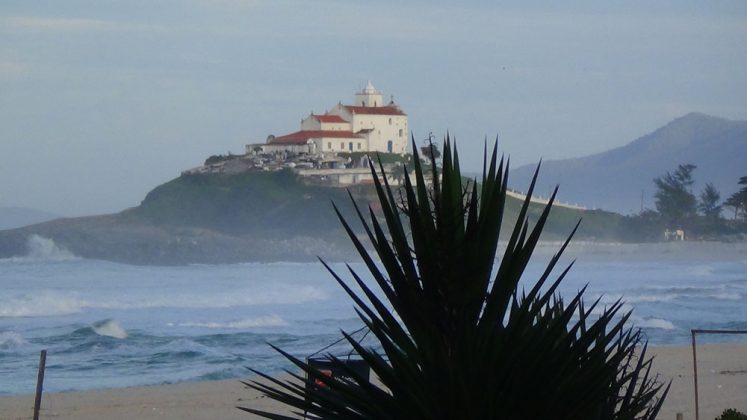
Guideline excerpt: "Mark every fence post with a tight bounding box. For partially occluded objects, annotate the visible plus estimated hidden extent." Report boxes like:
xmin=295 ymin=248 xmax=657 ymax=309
xmin=33 ymin=349 xmax=47 ymax=420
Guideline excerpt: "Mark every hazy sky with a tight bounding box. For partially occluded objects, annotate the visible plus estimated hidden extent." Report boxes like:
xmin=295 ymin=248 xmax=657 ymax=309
xmin=1 ymin=1 xmax=746 ymax=216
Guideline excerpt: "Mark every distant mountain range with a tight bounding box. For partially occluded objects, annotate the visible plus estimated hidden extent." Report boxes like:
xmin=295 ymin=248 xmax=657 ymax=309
xmin=0 ymin=206 xmax=58 ymax=230
xmin=509 ymin=113 xmax=747 ymax=214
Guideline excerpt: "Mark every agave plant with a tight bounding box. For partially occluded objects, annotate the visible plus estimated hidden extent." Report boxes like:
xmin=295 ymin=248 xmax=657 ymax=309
xmin=240 ymin=137 xmax=669 ymax=419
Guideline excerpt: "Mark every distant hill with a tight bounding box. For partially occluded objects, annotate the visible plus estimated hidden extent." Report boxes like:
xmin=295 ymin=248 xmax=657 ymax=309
xmin=509 ymin=113 xmax=747 ymax=214
xmin=0 ymin=206 xmax=59 ymax=230
xmin=0 ymin=169 xmax=618 ymax=264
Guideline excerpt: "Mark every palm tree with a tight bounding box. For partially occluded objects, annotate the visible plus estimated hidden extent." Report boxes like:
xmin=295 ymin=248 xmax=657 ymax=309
xmin=240 ymin=137 xmax=669 ymax=419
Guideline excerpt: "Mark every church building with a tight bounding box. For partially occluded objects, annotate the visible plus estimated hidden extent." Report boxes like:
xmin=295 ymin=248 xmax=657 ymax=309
xmin=260 ymin=82 xmax=408 ymax=155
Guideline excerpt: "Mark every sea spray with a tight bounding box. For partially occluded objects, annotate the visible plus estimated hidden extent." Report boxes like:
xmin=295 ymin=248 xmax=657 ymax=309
xmin=27 ymin=234 xmax=77 ymax=260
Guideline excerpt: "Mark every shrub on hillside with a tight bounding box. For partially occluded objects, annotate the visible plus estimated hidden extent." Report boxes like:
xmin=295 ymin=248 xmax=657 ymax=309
xmin=717 ymin=409 xmax=747 ymax=420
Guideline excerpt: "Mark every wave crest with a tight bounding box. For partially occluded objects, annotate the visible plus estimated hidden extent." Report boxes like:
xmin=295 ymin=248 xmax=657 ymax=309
xmin=177 ymin=315 xmax=288 ymax=329
xmin=0 ymin=291 xmax=85 ymax=317
xmin=0 ymin=332 xmax=27 ymax=349
xmin=635 ymin=317 xmax=675 ymax=330
xmin=92 ymin=319 xmax=128 ymax=339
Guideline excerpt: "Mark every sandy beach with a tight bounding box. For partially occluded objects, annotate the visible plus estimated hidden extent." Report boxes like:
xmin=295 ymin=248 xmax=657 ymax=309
xmin=2 ymin=343 xmax=745 ymax=420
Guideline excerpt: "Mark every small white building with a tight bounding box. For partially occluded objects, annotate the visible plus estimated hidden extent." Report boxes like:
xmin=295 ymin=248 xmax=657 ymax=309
xmin=250 ymin=82 xmax=408 ymax=155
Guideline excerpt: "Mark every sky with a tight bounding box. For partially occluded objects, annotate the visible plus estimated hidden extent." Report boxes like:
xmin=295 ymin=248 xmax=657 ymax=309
xmin=1 ymin=1 xmax=746 ymax=216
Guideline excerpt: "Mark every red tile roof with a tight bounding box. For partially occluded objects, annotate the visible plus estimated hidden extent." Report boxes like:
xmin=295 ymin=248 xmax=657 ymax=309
xmin=313 ymin=114 xmax=348 ymax=123
xmin=271 ymin=130 xmax=363 ymax=145
xmin=343 ymin=105 xmax=406 ymax=116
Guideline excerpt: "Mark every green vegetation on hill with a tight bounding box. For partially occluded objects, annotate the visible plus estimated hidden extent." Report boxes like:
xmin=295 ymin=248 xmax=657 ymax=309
xmin=126 ymin=169 xmax=370 ymax=238
xmin=0 ymin=167 xmax=657 ymax=265
xmin=131 ymin=168 xmax=622 ymax=242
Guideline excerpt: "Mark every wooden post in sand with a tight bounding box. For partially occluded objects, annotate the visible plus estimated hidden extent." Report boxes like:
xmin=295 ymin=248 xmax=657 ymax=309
xmin=33 ymin=349 xmax=47 ymax=420
xmin=691 ymin=331 xmax=699 ymax=420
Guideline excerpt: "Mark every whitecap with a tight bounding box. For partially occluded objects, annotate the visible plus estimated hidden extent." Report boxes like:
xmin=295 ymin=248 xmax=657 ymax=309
xmin=0 ymin=292 xmax=85 ymax=317
xmin=635 ymin=318 xmax=675 ymax=330
xmin=0 ymin=332 xmax=27 ymax=349
xmin=177 ymin=315 xmax=288 ymax=329
xmin=709 ymin=292 xmax=741 ymax=300
xmin=92 ymin=319 xmax=128 ymax=339
xmin=625 ymin=294 xmax=678 ymax=304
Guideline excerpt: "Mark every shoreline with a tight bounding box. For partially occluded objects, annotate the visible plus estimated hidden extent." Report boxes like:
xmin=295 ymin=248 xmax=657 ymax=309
xmin=2 ymin=344 xmax=745 ymax=419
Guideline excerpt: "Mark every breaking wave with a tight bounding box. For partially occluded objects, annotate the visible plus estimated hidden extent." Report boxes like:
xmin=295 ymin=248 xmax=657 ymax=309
xmin=634 ymin=317 xmax=676 ymax=330
xmin=92 ymin=319 xmax=128 ymax=339
xmin=0 ymin=286 xmax=326 ymax=318
xmin=0 ymin=291 xmax=86 ymax=317
xmin=0 ymin=332 xmax=27 ymax=349
xmin=25 ymin=235 xmax=77 ymax=261
xmin=176 ymin=315 xmax=288 ymax=329
xmin=0 ymin=235 xmax=78 ymax=263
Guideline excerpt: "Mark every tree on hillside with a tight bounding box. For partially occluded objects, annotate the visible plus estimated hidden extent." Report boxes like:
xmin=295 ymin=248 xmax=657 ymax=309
xmin=420 ymin=133 xmax=441 ymax=161
xmin=653 ymin=164 xmax=697 ymax=226
xmin=724 ymin=176 xmax=747 ymax=220
xmin=698 ymin=182 xmax=722 ymax=218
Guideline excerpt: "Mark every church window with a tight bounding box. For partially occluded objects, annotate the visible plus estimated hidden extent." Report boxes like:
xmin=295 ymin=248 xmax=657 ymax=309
xmin=399 ymin=129 xmax=403 ymax=137
xmin=328 ymin=142 xmax=331 ymax=149
xmin=340 ymin=142 xmax=344 ymax=150
xmin=357 ymin=143 xmax=361 ymax=150
xmin=388 ymin=118 xmax=392 ymax=125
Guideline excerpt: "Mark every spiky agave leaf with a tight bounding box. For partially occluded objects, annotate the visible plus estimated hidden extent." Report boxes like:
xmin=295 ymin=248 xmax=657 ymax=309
xmin=242 ymin=135 xmax=669 ymax=419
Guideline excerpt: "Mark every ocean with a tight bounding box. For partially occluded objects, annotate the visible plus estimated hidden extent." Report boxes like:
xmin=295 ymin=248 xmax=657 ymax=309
xmin=1 ymin=237 xmax=746 ymax=396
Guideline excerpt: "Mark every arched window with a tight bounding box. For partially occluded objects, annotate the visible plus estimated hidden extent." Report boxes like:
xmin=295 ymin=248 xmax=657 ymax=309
xmin=388 ymin=118 xmax=392 ymax=125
